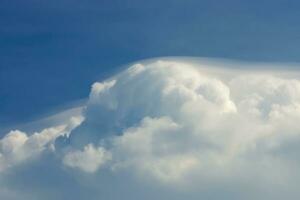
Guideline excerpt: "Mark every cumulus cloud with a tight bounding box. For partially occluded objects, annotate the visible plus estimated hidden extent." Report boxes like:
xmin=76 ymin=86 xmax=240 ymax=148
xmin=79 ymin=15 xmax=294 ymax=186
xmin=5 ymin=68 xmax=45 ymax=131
xmin=0 ymin=116 xmax=84 ymax=171
xmin=65 ymin=60 xmax=300 ymax=181
xmin=63 ymin=144 xmax=111 ymax=173
xmin=2 ymin=58 xmax=300 ymax=199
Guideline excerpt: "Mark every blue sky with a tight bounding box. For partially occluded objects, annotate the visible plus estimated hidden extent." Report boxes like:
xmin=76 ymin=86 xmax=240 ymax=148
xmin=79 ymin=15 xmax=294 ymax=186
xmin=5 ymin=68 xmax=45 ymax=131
xmin=1 ymin=0 xmax=300 ymax=127
xmin=3 ymin=1 xmax=300 ymax=197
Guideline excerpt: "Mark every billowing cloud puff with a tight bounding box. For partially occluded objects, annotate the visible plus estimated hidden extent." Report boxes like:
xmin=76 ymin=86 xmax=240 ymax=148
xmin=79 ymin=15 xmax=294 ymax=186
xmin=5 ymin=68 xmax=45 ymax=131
xmin=64 ymin=60 xmax=300 ymax=182
xmin=0 ymin=116 xmax=84 ymax=171
xmin=2 ymin=58 xmax=300 ymax=199
xmin=63 ymin=144 xmax=111 ymax=173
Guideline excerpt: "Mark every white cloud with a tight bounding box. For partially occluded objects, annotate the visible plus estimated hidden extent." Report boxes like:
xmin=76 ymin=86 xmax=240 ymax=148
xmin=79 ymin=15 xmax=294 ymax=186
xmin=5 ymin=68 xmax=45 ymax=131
xmin=64 ymin=60 xmax=300 ymax=186
xmin=63 ymin=144 xmax=111 ymax=173
xmin=0 ymin=116 xmax=84 ymax=171
xmin=3 ymin=58 xmax=300 ymax=199
xmin=110 ymin=117 xmax=200 ymax=183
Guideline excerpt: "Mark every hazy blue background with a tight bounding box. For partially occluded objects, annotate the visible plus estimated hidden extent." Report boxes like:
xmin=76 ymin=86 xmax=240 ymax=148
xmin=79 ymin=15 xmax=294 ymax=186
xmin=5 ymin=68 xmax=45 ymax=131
xmin=1 ymin=0 xmax=300 ymax=127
